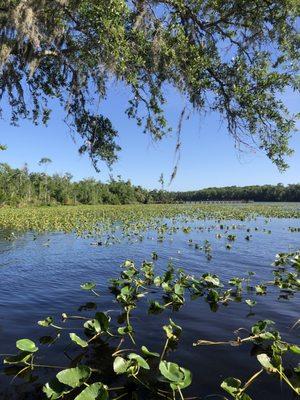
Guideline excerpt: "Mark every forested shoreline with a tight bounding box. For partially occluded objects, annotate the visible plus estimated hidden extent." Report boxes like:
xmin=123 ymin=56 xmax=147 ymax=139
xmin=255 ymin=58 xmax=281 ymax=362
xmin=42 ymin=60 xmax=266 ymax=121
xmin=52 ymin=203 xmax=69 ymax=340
xmin=0 ymin=163 xmax=300 ymax=206
xmin=171 ymin=185 xmax=300 ymax=203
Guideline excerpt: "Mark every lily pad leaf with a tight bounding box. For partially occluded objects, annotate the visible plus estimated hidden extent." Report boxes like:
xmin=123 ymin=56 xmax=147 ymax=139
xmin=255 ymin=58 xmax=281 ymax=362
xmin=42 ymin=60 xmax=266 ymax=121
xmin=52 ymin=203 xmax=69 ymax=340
xmin=81 ymin=282 xmax=97 ymax=291
xmin=84 ymin=319 xmax=101 ymax=334
xmin=84 ymin=313 xmax=110 ymax=334
xmin=290 ymin=345 xmax=300 ymax=354
xmin=56 ymin=365 xmax=91 ymax=388
xmin=141 ymin=346 xmax=159 ymax=358
xmin=43 ymin=378 xmax=71 ymax=399
xmin=221 ymin=377 xmax=241 ymax=396
xmin=38 ymin=317 xmax=54 ymax=327
xmin=159 ymin=361 xmax=192 ymax=389
xmin=203 ymin=274 xmax=220 ymax=287
xmin=257 ymin=354 xmax=276 ymax=372
xmin=174 ymin=283 xmax=184 ymax=296
xmin=117 ymin=325 xmax=133 ymax=335
xmin=16 ymin=339 xmax=38 ymax=353
xmin=74 ymin=382 xmax=108 ymax=400
xmin=128 ymin=353 xmax=150 ymax=369
xmin=69 ymin=333 xmax=88 ymax=348
xmin=95 ymin=312 xmax=110 ymax=332
xmin=148 ymin=300 xmax=165 ymax=314
xmin=113 ymin=356 xmax=129 ymax=374
xmin=171 ymin=367 xmax=192 ymax=389
xmin=245 ymin=299 xmax=257 ymax=307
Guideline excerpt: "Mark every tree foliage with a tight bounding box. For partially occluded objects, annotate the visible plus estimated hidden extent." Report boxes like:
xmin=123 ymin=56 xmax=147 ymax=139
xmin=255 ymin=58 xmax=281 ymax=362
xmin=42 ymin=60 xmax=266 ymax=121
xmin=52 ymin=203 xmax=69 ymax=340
xmin=0 ymin=0 xmax=299 ymax=170
xmin=0 ymin=163 xmax=152 ymax=205
xmin=172 ymin=184 xmax=300 ymax=202
xmin=1 ymin=163 xmax=300 ymax=206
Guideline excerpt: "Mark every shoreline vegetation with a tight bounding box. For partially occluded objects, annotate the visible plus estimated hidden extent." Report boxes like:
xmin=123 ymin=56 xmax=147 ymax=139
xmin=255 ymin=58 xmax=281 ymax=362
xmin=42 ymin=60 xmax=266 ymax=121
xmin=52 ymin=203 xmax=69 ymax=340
xmin=1 ymin=163 xmax=300 ymax=207
xmin=1 ymin=203 xmax=300 ymax=235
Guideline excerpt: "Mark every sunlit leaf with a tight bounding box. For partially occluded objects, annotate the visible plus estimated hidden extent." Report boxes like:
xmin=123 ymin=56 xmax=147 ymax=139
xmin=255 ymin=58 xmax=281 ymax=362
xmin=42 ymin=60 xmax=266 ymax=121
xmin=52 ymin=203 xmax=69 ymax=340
xmin=74 ymin=382 xmax=108 ymax=400
xmin=56 ymin=365 xmax=91 ymax=388
xmin=69 ymin=333 xmax=88 ymax=348
xmin=16 ymin=339 xmax=38 ymax=353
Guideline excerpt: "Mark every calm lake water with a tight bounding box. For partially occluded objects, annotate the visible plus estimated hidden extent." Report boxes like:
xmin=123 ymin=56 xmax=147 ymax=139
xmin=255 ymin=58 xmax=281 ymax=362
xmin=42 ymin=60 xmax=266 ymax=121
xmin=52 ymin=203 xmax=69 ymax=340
xmin=0 ymin=217 xmax=299 ymax=399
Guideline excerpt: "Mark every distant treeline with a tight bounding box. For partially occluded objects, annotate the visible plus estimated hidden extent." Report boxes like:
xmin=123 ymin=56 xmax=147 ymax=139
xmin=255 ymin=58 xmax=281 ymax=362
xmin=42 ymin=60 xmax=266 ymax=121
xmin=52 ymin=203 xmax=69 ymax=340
xmin=0 ymin=163 xmax=299 ymax=206
xmin=172 ymin=185 xmax=300 ymax=203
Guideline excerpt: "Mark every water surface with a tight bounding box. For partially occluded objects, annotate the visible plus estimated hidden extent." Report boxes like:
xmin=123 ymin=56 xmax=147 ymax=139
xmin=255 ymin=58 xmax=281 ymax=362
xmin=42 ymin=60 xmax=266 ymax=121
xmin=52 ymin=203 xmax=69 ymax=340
xmin=0 ymin=217 xmax=299 ymax=399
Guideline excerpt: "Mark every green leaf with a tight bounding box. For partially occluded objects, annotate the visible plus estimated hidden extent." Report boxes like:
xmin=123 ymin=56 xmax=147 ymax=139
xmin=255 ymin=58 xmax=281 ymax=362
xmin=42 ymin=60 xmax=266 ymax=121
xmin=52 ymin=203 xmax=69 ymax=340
xmin=118 ymin=325 xmax=133 ymax=335
xmin=174 ymin=283 xmax=184 ymax=296
xmin=221 ymin=377 xmax=241 ymax=396
xmin=255 ymin=285 xmax=267 ymax=295
xmin=84 ymin=312 xmax=110 ymax=334
xmin=74 ymin=382 xmax=108 ymax=400
xmin=128 ymin=353 xmax=150 ymax=369
xmin=159 ymin=361 xmax=192 ymax=389
xmin=123 ymin=260 xmax=134 ymax=268
xmin=170 ymin=319 xmax=182 ymax=332
xmin=245 ymin=299 xmax=257 ymax=307
xmin=56 ymin=365 xmax=91 ymax=388
xmin=141 ymin=346 xmax=159 ymax=358
xmin=84 ymin=319 xmax=101 ymax=334
xmin=203 ymin=274 xmax=220 ymax=287
xmin=159 ymin=361 xmax=183 ymax=382
xmin=95 ymin=312 xmax=110 ymax=332
xmin=38 ymin=316 xmax=54 ymax=327
xmin=81 ymin=282 xmax=97 ymax=291
xmin=294 ymin=364 xmax=300 ymax=373
xmin=257 ymin=354 xmax=276 ymax=372
xmin=207 ymin=289 xmax=219 ymax=303
xmin=290 ymin=345 xmax=300 ymax=354
xmin=43 ymin=379 xmax=70 ymax=399
xmin=258 ymin=332 xmax=275 ymax=340
xmin=70 ymin=333 xmax=88 ymax=348
xmin=16 ymin=339 xmax=38 ymax=353
xmin=172 ymin=367 xmax=192 ymax=389
xmin=240 ymin=394 xmax=253 ymax=400
xmin=251 ymin=320 xmax=274 ymax=335
xmin=113 ymin=357 xmax=129 ymax=374
xmin=162 ymin=282 xmax=171 ymax=292
xmin=154 ymin=276 xmax=162 ymax=286
xmin=148 ymin=300 xmax=165 ymax=313
xmin=163 ymin=318 xmax=182 ymax=341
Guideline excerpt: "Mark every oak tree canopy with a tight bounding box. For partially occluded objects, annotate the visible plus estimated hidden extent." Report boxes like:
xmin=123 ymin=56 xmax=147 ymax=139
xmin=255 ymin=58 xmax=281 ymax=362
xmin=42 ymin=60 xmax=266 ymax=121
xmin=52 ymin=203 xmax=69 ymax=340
xmin=0 ymin=0 xmax=299 ymax=170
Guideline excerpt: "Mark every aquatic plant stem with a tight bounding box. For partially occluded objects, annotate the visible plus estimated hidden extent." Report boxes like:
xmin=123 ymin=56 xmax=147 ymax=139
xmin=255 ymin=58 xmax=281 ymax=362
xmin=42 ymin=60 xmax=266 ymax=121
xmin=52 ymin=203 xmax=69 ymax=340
xmin=126 ymin=308 xmax=136 ymax=344
xmin=160 ymin=338 xmax=169 ymax=362
xmin=112 ymin=348 xmax=134 ymax=357
xmin=134 ymin=375 xmax=173 ymax=400
xmin=241 ymin=369 xmax=263 ymax=392
xmin=178 ymin=387 xmax=185 ymax=400
xmin=112 ymin=393 xmax=128 ymax=400
xmin=11 ymin=365 xmax=30 ymax=383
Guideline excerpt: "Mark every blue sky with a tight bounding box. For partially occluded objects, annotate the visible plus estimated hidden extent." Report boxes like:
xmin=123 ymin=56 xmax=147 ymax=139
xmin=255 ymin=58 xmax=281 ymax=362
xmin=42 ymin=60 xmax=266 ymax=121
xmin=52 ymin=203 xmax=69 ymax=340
xmin=0 ymin=83 xmax=299 ymax=191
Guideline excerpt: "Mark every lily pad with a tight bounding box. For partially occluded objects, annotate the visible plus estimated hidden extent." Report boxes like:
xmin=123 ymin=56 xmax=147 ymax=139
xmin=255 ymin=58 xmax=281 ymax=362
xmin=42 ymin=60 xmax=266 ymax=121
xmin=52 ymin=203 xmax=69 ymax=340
xmin=56 ymin=365 xmax=91 ymax=388
xmin=81 ymin=282 xmax=97 ymax=291
xmin=69 ymin=333 xmax=88 ymax=348
xmin=74 ymin=382 xmax=108 ymax=400
xmin=16 ymin=339 xmax=38 ymax=353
